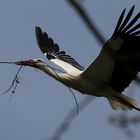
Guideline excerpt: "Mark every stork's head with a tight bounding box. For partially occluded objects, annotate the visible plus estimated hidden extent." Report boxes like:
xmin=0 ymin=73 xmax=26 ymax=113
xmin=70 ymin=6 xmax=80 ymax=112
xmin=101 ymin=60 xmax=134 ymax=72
xmin=16 ymin=59 xmax=47 ymax=68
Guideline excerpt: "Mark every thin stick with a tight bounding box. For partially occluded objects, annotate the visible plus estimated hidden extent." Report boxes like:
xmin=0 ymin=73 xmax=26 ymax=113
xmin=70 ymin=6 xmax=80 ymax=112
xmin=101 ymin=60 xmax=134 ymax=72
xmin=68 ymin=88 xmax=79 ymax=115
xmin=0 ymin=61 xmax=16 ymax=64
xmin=2 ymin=65 xmax=23 ymax=100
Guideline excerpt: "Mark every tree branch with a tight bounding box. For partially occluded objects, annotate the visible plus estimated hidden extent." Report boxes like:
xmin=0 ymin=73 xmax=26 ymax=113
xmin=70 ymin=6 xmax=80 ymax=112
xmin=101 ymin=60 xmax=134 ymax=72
xmin=51 ymin=96 xmax=94 ymax=140
xmin=67 ymin=0 xmax=106 ymax=45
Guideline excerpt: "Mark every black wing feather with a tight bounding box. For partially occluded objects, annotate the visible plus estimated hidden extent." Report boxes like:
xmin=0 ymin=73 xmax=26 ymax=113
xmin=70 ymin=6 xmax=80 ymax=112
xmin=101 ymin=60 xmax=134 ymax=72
xmin=130 ymin=30 xmax=140 ymax=36
xmin=119 ymin=5 xmax=135 ymax=32
xmin=113 ymin=8 xmax=126 ymax=35
xmin=122 ymin=12 xmax=140 ymax=33
xmin=126 ymin=22 xmax=140 ymax=34
xmin=35 ymin=26 xmax=84 ymax=71
xmin=108 ymin=5 xmax=140 ymax=92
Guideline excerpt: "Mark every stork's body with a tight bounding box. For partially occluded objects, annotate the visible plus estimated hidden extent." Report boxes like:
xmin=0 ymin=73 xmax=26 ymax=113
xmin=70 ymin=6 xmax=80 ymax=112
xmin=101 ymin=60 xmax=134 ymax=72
xmin=37 ymin=62 xmax=108 ymax=97
xmin=16 ymin=6 xmax=140 ymax=111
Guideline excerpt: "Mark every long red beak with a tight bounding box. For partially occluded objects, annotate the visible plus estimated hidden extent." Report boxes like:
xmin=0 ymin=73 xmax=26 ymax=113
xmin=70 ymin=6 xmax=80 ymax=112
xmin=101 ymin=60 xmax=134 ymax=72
xmin=15 ymin=59 xmax=37 ymax=67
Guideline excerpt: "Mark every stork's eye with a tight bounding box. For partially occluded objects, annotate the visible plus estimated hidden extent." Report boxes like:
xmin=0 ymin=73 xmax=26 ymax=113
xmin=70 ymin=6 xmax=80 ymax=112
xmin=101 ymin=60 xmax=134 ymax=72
xmin=34 ymin=59 xmax=42 ymax=62
xmin=37 ymin=59 xmax=42 ymax=62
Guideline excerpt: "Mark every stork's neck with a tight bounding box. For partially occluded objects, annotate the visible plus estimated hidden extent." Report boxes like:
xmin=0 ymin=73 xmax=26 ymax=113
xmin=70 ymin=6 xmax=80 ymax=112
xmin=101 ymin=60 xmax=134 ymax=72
xmin=37 ymin=64 xmax=72 ymax=84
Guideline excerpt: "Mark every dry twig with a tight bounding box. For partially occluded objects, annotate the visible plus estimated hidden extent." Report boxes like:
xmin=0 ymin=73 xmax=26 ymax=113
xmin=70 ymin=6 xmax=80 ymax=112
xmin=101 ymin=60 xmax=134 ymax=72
xmin=0 ymin=61 xmax=23 ymax=100
xmin=2 ymin=64 xmax=23 ymax=100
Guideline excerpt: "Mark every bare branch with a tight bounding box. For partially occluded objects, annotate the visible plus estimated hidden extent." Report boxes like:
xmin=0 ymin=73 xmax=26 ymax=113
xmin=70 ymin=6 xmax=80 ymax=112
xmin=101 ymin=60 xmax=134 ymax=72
xmin=51 ymin=96 xmax=94 ymax=140
xmin=67 ymin=0 xmax=106 ymax=45
xmin=108 ymin=112 xmax=140 ymax=138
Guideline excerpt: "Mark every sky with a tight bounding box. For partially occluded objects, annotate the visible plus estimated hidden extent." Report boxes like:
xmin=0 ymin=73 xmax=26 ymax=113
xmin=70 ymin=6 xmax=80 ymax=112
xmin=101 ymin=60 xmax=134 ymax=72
xmin=0 ymin=0 xmax=140 ymax=140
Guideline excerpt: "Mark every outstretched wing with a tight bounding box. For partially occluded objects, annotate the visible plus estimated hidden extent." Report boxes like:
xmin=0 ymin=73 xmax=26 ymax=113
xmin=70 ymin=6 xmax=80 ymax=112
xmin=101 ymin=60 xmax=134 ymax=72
xmin=35 ymin=26 xmax=84 ymax=73
xmin=81 ymin=5 xmax=140 ymax=92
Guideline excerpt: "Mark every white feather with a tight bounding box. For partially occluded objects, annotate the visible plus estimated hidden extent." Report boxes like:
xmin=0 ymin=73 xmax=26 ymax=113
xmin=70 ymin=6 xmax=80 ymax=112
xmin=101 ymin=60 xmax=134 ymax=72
xmin=51 ymin=59 xmax=82 ymax=75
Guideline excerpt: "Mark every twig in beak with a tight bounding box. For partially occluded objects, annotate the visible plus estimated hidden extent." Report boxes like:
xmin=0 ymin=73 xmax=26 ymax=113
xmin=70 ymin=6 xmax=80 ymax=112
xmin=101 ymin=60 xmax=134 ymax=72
xmin=2 ymin=65 xmax=23 ymax=101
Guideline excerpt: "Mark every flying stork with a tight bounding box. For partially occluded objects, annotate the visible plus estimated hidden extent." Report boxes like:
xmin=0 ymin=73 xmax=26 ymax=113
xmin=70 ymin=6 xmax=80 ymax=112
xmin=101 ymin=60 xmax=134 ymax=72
xmin=16 ymin=6 xmax=140 ymax=111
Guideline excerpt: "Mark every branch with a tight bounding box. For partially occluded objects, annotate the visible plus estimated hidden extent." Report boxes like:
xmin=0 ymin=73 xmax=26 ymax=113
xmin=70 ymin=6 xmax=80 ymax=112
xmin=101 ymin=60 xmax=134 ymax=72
xmin=108 ymin=112 xmax=140 ymax=138
xmin=67 ymin=0 xmax=106 ymax=45
xmin=51 ymin=96 xmax=94 ymax=140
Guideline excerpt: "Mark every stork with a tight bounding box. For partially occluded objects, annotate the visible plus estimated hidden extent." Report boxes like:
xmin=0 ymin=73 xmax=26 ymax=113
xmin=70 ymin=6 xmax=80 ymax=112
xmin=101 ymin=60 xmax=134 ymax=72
xmin=16 ymin=6 xmax=140 ymax=111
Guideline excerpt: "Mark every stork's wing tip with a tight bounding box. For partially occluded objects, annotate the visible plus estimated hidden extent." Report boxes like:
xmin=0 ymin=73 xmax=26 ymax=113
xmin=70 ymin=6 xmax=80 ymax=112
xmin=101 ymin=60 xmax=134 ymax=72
xmin=35 ymin=26 xmax=41 ymax=30
xmin=132 ymin=5 xmax=135 ymax=8
xmin=35 ymin=26 xmax=46 ymax=48
xmin=35 ymin=26 xmax=42 ymax=35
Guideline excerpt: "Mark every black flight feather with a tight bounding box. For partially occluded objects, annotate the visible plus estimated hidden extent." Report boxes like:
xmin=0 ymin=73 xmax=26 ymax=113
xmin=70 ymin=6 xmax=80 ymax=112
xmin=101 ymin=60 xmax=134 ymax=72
xmin=35 ymin=26 xmax=84 ymax=71
xmin=108 ymin=5 xmax=140 ymax=92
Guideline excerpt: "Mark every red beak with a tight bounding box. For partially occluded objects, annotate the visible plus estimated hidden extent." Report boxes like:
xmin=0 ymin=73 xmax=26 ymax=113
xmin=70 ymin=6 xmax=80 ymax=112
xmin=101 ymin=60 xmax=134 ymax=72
xmin=15 ymin=59 xmax=37 ymax=67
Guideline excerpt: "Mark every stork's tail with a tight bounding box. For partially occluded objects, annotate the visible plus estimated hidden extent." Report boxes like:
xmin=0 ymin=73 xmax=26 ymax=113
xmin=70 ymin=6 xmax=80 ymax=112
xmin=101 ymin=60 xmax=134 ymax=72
xmin=108 ymin=94 xmax=140 ymax=112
